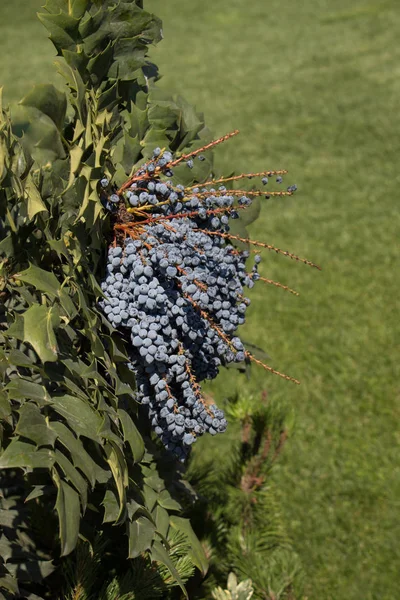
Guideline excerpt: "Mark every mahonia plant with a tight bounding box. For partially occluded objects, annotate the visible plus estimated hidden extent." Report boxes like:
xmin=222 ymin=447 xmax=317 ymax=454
xmin=0 ymin=0 xmax=318 ymax=598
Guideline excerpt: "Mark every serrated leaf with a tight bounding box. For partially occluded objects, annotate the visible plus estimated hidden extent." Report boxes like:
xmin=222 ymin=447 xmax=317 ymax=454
xmin=5 ymin=379 xmax=51 ymax=405
xmin=157 ymin=489 xmax=181 ymax=511
xmin=153 ymin=505 xmax=169 ymax=539
xmin=16 ymin=404 xmax=57 ymax=447
xmin=226 ymin=218 xmax=250 ymax=252
xmin=54 ymin=449 xmax=88 ymax=510
xmin=53 ymin=472 xmax=80 ymax=556
xmin=49 ymin=421 xmax=105 ymax=487
xmin=141 ymin=127 xmax=170 ymax=158
xmin=148 ymin=102 xmax=179 ymax=131
xmin=51 ymin=394 xmax=102 ymax=441
xmin=24 ymin=485 xmax=52 ymax=503
xmin=143 ymin=473 xmax=165 ymax=494
xmin=87 ymin=41 xmax=114 ymax=80
xmin=118 ymin=408 xmax=144 ymax=463
xmin=7 ymin=349 xmax=34 ymax=367
xmin=170 ymin=516 xmax=208 ymax=576
xmin=7 ymin=304 xmax=60 ymax=363
xmin=0 ymin=440 xmax=54 ymax=470
xmin=37 ymin=13 xmax=78 ymax=54
xmin=20 ymin=85 xmax=67 ymax=132
xmin=150 ymin=540 xmax=188 ymax=598
xmin=102 ymin=489 xmax=120 ymax=523
xmin=67 ymin=0 xmax=88 ymax=19
xmin=24 ymin=173 xmax=48 ymax=220
xmin=143 ymin=484 xmax=158 ymax=512
xmin=128 ymin=101 xmax=149 ymax=139
xmin=121 ymin=133 xmax=142 ymax=174
xmin=0 ymin=573 xmax=19 ymax=594
xmin=16 ymin=263 xmax=60 ymax=296
xmin=128 ymin=515 xmax=156 ymax=559
xmin=105 ymin=441 xmax=129 ymax=521
xmin=0 ymin=391 xmax=11 ymax=421
xmin=238 ymin=196 xmax=261 ymax=227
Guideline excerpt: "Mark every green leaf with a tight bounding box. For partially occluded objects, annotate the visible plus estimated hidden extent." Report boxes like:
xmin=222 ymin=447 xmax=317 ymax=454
xmin=226 ymin=218 xmax=250 ymax=252
xmin=53 ymin=471 xmax=80 ymax=556
xmin=0 ymin=440 xmax=54 ymax=470
xmin=0 ymin=574 xmax=19 ymax=595
xmin=37 ymin=12 xmax=78 ymax=54
xmin=24 ymin=173 xmax=48 ymax=220
xmin=19 ymin=84 xmax=67 ymax=132
xmin=67 ymin=0 xmax=89 ymax=19
xmin=128 ymin=101 xmax=149 ymax=139
xmin=16 ymin=263 xmax=60 ymax=297
xmin=153 ymin=505 xmax=169 ymax=539
xmin=51 ymin=394 xmax=102 ymax=441
xmin=118 ymin=408 xmax=144 ymax=463
xmin=143 ymin=473 xmax=165 ymax=494
xmin=170 ymin=516 xmax=209 ymax=576
xmin=87 ymin=42 xmax=114 ymax=81
xmin=102 ymin=489 xmax=120 ymax=524
xmin=6 ymin=379 xmax=51 ymax=405
xmin=150 ymin=540 xmax=188 ymax=598
xmin=105 ymin=441 xmax=128 ymax=522
xmin=157 ymin=490 xmax=181 ymax=512
xmin=238 ymin=196 xmax=261 ymax=227
xmin=54 ymin=449 xmax=88 ymax=510
xmin=128 ymin=515 xmax=156 ymax=559
xmin=6 ymin=304 xmax=60 ymax=363
xmin=141 ymin=127 xmax=170 ymax=158
xmin=143 ymin=484 xmax=158 ymax=512
xmin=16 ymin=404 xmax=57 ymax=447
xmin=121 ymin=133 xmax=142 ymax=174
xmin=7 ymin=349 xmax=35 ymax=367
xmin=49 ymin=421 xmax=105 ymax=487
xmin=0 ymin=391 xmax=11 ymax=422
xmin=24 ymin=485 xmax=52 ymax=502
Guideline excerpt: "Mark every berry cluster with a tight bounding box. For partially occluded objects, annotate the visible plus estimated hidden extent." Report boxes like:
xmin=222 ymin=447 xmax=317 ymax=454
xmin=99 ymin=131 xmax=318 ymax=459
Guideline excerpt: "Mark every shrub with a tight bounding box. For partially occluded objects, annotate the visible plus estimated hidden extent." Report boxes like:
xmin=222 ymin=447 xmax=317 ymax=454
xmin=0 ymin=1 xmax=317 ymax=598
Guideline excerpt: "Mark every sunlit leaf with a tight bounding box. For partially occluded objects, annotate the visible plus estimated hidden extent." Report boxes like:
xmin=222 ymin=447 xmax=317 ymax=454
xmin=24 ymin=173 xmax=48 ymax=220
xmin=118 ymin=408 xmax=144 ymax=463
xmin=53 ymin=471 xmax=80 ymax=556
xmin=128 ymin=515 xmax=156 ymax=559
xmin=0 ymin=440 xmax=54 ymax=470
xmin=16 ymin=404 xmax=57 ymax=448
xmin=170 ymin=516 xmax=209 ymax=576
xmin=51 ymin=394 xmax=102 ymax=440
xmin=20 ymin=85 xmax=67 ymax=132
xmin=150 ymin=540 xmax=188 ymax=598
xmin=6 ymin=304 xmax=60 ymax=363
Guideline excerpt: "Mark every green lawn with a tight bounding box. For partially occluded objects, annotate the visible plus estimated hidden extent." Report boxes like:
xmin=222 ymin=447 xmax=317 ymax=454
xmin=1 ymin=1 xmax=400 ymax=598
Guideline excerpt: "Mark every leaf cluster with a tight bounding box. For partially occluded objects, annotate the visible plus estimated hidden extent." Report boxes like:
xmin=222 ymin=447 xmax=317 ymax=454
xmin=0 ymin=1 xmax=216 ymax=597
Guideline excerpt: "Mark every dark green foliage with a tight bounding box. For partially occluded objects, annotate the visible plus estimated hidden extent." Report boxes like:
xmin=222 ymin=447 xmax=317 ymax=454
xmin=0 ymin=1 xmax=212 ymax=597
xmin=0 ymin=1 xmax=304 ymax=598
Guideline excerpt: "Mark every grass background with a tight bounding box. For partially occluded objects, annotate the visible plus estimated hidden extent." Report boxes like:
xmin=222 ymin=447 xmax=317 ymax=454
xmin=1 ymin=0 xmax=399 ymax=598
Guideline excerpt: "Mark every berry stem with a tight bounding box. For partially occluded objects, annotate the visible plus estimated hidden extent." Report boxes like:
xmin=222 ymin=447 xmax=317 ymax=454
xmin=186 ymin=170 xmax=288 ymax=189
xmin=194 ymin=229 xmax=321 ymax=270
